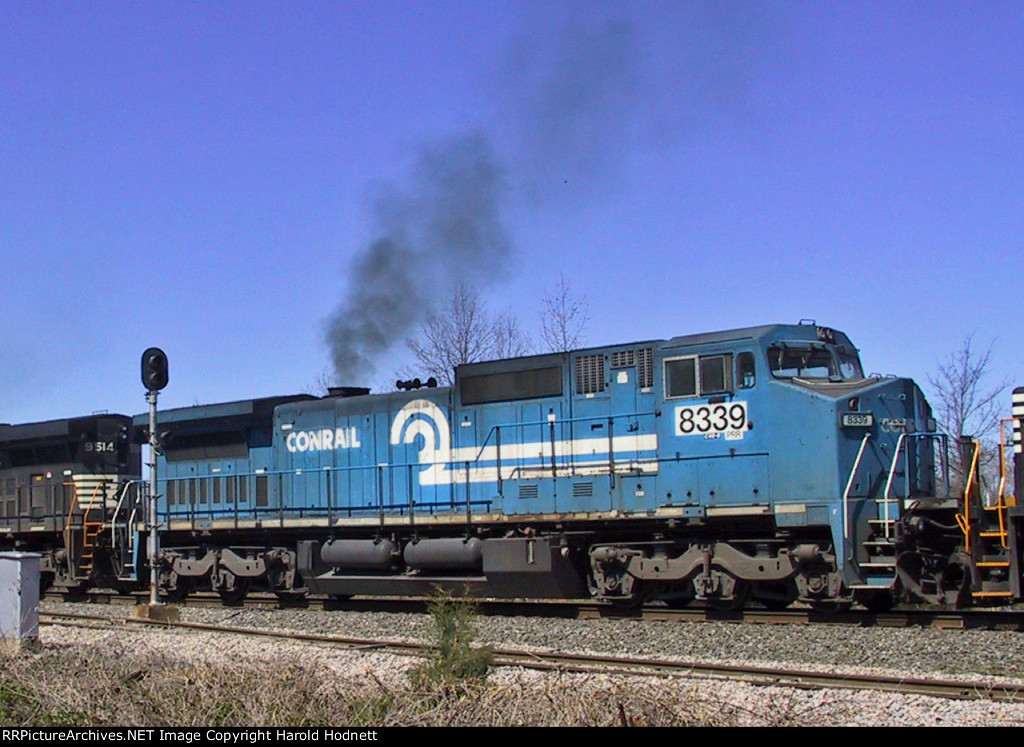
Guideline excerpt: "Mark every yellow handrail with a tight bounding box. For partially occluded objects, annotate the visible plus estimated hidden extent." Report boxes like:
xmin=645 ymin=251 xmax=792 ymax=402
xmin=62 ymin=480 xmax=105 ymax=572
xmin=955 ymin=439 xmax=982 ymax=552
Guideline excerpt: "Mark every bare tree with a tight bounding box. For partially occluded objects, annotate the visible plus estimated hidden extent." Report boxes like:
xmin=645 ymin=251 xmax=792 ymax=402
xmin=405 ymin=284 xmax=531 ymax=386
xmin=928 ymin=334 xmax=1008 ymax=496
xmin=304 ymin=368 xmax=336 ymax=397
xmin=492 ymin=310 xmax=531 ymax=360
xmin=540 ymin=273 xmax=590 ymax=352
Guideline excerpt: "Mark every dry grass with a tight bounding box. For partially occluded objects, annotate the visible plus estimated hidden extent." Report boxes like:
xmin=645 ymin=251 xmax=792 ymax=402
xmin=0 ymin=644 xmax=829 ymax=727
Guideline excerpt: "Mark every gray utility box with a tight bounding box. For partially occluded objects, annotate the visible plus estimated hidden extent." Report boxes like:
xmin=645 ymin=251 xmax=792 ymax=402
xmin=0 ymin=551 xmax=42 ymax=650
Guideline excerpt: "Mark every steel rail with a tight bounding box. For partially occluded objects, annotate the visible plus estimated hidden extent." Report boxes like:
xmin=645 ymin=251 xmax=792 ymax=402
xmin=39 ymin=611 xmax=1024 ymax=704
xmin=42 ymin=589 xmax=1024 ymax=630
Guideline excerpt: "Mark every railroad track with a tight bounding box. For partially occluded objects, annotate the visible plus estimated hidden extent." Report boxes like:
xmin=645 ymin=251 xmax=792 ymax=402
xmin=38 ymin=610 xmax=1024 ymax=704
xmin=43 ymin=589 xmax=1024 ymax=630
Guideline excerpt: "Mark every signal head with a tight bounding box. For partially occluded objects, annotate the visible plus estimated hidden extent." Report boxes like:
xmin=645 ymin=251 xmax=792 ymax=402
xmin=141 ymin=347 xmax=169 ymax=391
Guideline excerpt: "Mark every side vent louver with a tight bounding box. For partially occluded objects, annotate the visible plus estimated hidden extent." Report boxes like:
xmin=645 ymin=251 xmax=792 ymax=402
xmin=572 ymin=482 xmax=594 ymax=498
xmin=518 ymin=484 xmax=539 ymax=500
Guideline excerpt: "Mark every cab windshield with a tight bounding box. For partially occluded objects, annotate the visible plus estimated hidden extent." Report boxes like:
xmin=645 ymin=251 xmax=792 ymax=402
xmin=768 ymin=344 xmax=864 ymax=380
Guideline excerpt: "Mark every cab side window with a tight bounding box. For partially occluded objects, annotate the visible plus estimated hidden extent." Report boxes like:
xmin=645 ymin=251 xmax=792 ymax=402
xmin=664 ymin=354 xmax=735 ymax=398
xmin=737 ymin=352 xmax=756 ymax=389
xmin=664 ymin=357 xmax=697 ymax=398
xmin=699 ymin=355 xmax=731 ymax=394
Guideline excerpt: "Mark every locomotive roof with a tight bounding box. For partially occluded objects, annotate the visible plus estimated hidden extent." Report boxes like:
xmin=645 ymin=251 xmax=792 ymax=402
xmin=0 ymin=413 xmax=133 ymax=444
xmin=661 ymin=323 xmax=847 ymax=349
xmin=131 ymin=394 xmax=315 ymax=427
xmin=132 ymin=393 xmax=313 ymax=428
xmin=456 ymin=322 xmax=849 ymax=378
xmin=129 ymin=394 xmax=318 ymax=444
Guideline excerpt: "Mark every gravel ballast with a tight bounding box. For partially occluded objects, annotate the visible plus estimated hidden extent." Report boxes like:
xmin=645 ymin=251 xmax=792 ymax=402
xmin=30 ymin=602 xmax=1024 ymax=727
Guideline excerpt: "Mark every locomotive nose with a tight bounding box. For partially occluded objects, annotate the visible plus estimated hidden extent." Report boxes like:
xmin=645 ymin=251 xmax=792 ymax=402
xmin=835 ymin=377 xmax=931 ymax=436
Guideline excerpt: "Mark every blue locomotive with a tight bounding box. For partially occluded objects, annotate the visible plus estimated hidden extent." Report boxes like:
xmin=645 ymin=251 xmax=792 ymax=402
xmin=3 ymin=321 xmax=1020 ymax=610
xmin=133 ymin=321 xmax=980 ymax=610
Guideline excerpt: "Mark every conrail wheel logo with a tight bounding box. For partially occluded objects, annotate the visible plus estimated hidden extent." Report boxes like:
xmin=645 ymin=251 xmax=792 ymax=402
xmin=390 ymin=399 xmax=453 ymax=485
xmin=880 ymin=418 xmax=914 ymax=433
xmin=390 ymin=398 xmax=659 ymax=486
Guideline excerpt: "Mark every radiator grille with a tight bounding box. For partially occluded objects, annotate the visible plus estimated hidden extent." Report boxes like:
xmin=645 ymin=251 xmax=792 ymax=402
xmin=575 ymin=354 xmax=606 ymax=395
xmin=637 ymin=347 xmax=654 ymax=388
xmin=610 ymin=348 xmax=654 ymax=389
xmin=611 ymin=350 xmax=634 ymax=368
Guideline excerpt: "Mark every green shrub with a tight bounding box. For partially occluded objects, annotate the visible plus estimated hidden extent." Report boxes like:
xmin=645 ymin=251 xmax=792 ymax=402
xmin=408 ymin=589 xmax=493 ymax=692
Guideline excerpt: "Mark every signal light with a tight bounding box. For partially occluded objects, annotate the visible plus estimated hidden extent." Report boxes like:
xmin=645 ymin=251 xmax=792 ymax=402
xmin=141 ymin=347 xmax=169 ymax=391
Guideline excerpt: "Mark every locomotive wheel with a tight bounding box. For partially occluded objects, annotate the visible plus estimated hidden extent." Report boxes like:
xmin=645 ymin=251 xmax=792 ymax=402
xmin=659 ymin=580 xmax=697 ymax=609
xmin=160 ymin=578 xmax=192 ymax=602
xmin=857 ymin=589 xmax=896 ymax=613
xmin=61 ymin=583 xmax=88 ymax=602
xmin=707 ymin=580 xmax=750 ymax=611
xmin=809 ymin=599 xmax=853 ymax=614
xmin=113 ymin=580 xmax=143 ymax=595
xmin=587 ymin=563 xmax=646 ymax=608
xmin=275 ymin=588 xmax=309 ymax=604
xmin=609 ymin=593 xmax=645 ymax=609
xmin=661 ymin=590 xmax=695 ymax=609
xmin=218 ymin=579 xmax=250 ymax=604
xmin=753 ymin=580 xmax=798 ymax=611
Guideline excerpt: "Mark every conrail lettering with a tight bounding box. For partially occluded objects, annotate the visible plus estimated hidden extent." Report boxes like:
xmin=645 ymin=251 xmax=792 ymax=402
xmin=285 ymin=428 xmax=361 ymax=452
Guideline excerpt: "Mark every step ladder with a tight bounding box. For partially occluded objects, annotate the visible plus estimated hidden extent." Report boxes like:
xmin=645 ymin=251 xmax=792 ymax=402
xmin=957 ymin=432 xmax=1018 ymax=601
xmin=846 ymin=433 xmax=906 ymax=591
xmin=79 ymin=517 xmax=104 ymax=574
xmin=64 ymin=479 xmax=109 ymax=579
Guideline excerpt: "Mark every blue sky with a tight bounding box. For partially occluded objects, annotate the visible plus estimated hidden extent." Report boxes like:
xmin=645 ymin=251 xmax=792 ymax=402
xmin=2 ymin=1 xmax=1022 ymax=425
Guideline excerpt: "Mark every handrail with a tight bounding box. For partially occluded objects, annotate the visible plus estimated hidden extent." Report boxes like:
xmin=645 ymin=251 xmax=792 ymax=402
xmin=111 ymin=479 xmax=145 ymax=574
xmin=993 ymin=493 xmax=1010 ymax=550
xmin=843 ymin=434 xmax=872 ymax=541
xmin=881 ymin=432 xmax=907 ymax=536
xmin=465 ymin=409 xmax=660 ymax=464
xmin=62 ymin=482 xmax=80 ymax=572
xmin=963 ymin=438 xmax=981 ymax=503
xmin=112 ymin=479 xmax=141 ymax=524
xmin=956 ymin=438 xmax=982 ymax=552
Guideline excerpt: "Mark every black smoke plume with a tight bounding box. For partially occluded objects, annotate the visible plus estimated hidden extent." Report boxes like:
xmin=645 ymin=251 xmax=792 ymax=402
xmin=326 ymin=132 xmax=509 ymax=383
xmin=324 ymin=3 xmax=771 ymax=384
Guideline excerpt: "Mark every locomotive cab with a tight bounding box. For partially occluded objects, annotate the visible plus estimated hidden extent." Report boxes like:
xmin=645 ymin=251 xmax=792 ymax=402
xmin=753 ymin=326 xmax=953 ymax=608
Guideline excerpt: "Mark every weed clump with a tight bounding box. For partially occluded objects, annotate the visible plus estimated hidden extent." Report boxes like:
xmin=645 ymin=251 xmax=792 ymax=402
xmin=407 ymin=590 xmax=493 ymax=692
